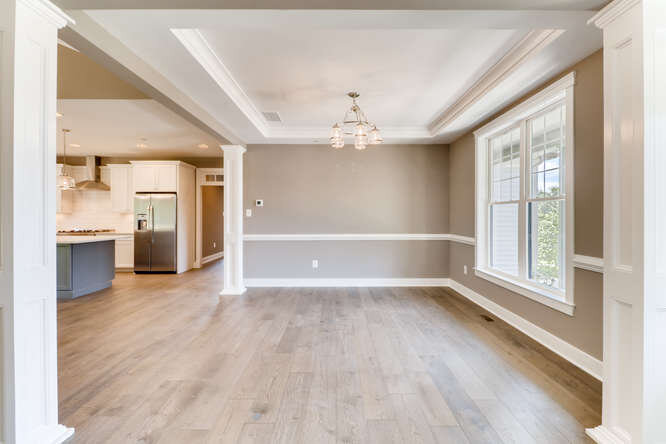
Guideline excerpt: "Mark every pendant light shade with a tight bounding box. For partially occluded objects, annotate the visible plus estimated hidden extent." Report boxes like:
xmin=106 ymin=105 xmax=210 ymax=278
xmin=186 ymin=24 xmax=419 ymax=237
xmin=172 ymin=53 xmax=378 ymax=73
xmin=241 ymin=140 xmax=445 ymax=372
xmin=58 ymin=129 xmax=76 ymax=190
xmin=329 ymin=92 xmax=382 ymax=150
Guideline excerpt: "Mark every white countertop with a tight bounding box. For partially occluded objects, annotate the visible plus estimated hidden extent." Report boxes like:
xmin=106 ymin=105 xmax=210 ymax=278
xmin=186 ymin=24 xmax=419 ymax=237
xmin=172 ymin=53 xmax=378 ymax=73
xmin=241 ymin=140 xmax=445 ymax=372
xmin=57 ymin=234 xmax=132 ymax=245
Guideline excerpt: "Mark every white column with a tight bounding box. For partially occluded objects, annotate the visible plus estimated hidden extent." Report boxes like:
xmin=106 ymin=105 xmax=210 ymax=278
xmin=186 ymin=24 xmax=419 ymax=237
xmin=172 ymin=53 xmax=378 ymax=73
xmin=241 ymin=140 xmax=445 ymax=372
xmin=0 ymin=1 xmax=74 ymax=443
xmin=220 ymin=145 xmax=247 ymax=295
xmin=587 ymin=1 xmax=666 ymax=443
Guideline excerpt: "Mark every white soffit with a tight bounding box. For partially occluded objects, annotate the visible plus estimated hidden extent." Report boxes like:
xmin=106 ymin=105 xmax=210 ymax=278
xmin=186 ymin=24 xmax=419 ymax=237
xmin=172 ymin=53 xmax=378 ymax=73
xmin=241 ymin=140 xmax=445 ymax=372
xmin=83 ymin=9 xmax=601 ymax=145
xmin=56 ymin=99 xmax=222 ymax=157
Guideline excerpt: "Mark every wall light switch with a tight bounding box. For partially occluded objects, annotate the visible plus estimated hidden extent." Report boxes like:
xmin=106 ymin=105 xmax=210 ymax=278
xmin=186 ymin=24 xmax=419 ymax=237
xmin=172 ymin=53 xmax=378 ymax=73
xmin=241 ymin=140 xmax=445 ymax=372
xmin=245 ymin=209 xmax=252 ymax=217
xmin=256 ymin=199 xmax=264 ymax=207
xmin=312 ymin=259 xmax=319 ymax=269
xmin=463 ymin=265 xmax=468 ymax=275
xmin=213 ymin=242 xmax=216 ymax=248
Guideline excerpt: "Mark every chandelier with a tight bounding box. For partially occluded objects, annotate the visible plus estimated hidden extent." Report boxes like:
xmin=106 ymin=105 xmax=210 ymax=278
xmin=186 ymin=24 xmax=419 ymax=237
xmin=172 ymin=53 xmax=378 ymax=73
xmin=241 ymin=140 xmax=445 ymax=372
xmin=329 ymin=92 xmax=383 ymax=150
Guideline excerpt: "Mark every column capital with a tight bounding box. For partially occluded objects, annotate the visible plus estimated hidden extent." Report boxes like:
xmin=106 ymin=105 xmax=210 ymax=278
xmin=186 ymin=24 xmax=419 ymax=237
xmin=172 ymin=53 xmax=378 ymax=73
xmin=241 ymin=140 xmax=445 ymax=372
xmin=18 ymin=0 xmax=74 ymax=28
xmin=220 ymin=145 xmax=247 ymax=154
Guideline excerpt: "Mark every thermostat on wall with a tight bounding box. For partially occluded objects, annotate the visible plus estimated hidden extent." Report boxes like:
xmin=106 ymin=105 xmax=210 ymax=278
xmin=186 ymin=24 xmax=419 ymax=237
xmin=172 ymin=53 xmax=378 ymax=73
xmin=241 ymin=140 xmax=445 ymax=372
xmin=255 ymin=199 xmax=264 ymax=207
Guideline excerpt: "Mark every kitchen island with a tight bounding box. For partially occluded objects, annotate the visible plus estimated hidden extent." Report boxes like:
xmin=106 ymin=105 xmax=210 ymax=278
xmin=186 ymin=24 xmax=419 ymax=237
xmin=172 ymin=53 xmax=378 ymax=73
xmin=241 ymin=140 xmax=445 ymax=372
xmin=57 ymin=234 xmax=132 ymax=299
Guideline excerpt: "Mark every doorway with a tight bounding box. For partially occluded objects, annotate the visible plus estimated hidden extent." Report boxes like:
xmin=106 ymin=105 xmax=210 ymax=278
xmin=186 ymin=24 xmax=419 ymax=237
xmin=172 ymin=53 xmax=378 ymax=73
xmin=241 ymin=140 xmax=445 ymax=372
xmin=196 ymin=168 xmax=224 ymax=267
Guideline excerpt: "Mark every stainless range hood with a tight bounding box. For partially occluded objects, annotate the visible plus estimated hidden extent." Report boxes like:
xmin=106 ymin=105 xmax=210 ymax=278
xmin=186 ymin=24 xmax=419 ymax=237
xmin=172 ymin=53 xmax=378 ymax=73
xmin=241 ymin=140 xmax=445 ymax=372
xmin=75 ymin=156 xmax=110 ymax=191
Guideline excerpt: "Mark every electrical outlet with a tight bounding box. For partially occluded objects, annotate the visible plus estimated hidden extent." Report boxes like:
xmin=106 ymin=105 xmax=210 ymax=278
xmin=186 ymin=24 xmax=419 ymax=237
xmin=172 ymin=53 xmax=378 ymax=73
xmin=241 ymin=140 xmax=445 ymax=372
xmin=312 ymin=259 xmax=319 ymax=269
xmin=213 ymin=242 xmax=216 ymax=248
xmin=245 ymin=209 xmax=252 ymax=217
xmin=463 ymin=265 xmax=468 ymax=275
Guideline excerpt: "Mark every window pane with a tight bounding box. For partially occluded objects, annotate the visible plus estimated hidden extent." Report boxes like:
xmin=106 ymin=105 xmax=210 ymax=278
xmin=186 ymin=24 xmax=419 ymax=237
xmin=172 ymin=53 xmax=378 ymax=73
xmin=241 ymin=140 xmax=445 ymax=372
xmin=501 ymin=158 xmax=511 ymax=180
xmin=544 ymin=142 xmax=560 ymax=170
xmin=511 ymin=178 xmax=520 ymax=201
xmin=545 ymin=169 xmax=560 ymax=197
xmin=491 ymin=203 xmax=519 ymax=276
xmin=531 ymin=116 xmax=544 ymax=146
xmin=531 ymin=172 xmax=545 ymax=198
xmin=528 ymin=200 xmax=564 ymax=290
xmin=545 ymin=107 xmax=561 ymax=141
xmin=511 ymin=155 xmax=520 ymax=178
xmin=500 ymin=180 xmax=512 ymax=201
xmin=531 ymin=148 xmax=544 ymax=173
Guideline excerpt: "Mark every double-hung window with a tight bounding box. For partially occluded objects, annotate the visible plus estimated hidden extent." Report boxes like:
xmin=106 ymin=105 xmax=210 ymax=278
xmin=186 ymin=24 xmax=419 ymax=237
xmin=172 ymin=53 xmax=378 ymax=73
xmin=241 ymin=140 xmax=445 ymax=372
xmin=475 ymin=73 xmax=575 ymax=315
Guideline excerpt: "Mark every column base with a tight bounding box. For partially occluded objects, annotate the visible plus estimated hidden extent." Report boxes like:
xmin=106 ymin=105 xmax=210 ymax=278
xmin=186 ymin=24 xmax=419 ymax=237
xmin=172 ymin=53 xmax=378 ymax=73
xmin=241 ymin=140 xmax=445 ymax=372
xmin=31 ymin=424 xmax=75 ymax=444
xmin=586 ymin=425 xmax=630 ymax=444
xmin=220 ymin=287 xmax=247 ymax=296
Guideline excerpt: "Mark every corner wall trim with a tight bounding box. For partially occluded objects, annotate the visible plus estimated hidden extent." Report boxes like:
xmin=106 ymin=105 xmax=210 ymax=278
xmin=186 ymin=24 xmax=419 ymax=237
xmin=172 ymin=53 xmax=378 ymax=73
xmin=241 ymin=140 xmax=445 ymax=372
xmin=201 ymin=251 xmax=224 ymax=265
xmin=243 ymin=233 xmax=475 ymax=244
xmin=245 ymin=278 xmax=451 ymax=287
xmin=572 ymin=255 xmax=604 ymax=273
xmin=448 ymin=279 xmax=603 ymax=381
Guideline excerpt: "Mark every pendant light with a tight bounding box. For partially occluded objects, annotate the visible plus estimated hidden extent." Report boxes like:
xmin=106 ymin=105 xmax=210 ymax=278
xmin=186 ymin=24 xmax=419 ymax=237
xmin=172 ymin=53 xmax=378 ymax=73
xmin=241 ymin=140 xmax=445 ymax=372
xmin=57 ymin=129 xmax=76 ymax=190
xmin=329 ymin=92 xmax=383 ymax=150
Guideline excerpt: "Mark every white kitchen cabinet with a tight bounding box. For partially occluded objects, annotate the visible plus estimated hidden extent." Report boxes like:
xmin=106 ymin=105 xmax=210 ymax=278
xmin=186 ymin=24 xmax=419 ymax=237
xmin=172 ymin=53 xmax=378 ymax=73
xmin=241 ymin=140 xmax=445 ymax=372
xmin=131 ymin=162 xmax=177 ymax=192
xmin=114 ymin=238 xmax=134 ymax=270
xmin=56 ymin=164 xmax=72 ymax=214
xmin=106 ymin=164 xmax=133 ymax=213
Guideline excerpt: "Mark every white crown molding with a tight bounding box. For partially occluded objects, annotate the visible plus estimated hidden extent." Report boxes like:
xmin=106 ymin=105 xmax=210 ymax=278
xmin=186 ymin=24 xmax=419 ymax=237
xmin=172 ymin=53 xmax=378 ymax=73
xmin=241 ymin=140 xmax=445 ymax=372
xmin=572 ymin=254 xmax=604 ymax=273
xmin=474 ymin=71 xmax=575 ymax=138
xmin=245 ymin=277 xmax=451 ymax=287
xmin=19 ymin=0 xmax=74 ymax=28
xmin=447 ymin=279 xmax=602 ymax=380
xmin=428 ymin=29 xmax=564 ymax=135
xmin=220 ymin=144 xmax=247 ymax=153
xmin=174 ymin=27 xmax=566 ymax=143
xmin=243 ymin=233 xmax=474 ymax=242
xmin=587 ymin=0 xmax=642 ymax=29
xmin=171 ymin=28 xmax=270 ymax=137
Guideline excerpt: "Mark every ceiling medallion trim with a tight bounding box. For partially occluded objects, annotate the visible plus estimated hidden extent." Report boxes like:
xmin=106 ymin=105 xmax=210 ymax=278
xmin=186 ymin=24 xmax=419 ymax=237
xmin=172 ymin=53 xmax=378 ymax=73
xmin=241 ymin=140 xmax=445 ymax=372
xmin=174 ymin=26 xmax=564 ymax=144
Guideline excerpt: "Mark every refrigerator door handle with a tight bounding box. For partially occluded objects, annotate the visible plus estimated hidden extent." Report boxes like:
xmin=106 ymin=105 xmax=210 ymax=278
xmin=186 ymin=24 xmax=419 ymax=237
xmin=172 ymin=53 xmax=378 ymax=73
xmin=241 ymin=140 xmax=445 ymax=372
xmin=150 ymin=204 xmax=155 ymax=244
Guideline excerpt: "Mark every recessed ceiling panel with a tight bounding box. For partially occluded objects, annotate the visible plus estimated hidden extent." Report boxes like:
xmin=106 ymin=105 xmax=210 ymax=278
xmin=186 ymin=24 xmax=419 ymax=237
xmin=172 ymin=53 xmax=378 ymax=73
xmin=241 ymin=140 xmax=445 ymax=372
xmin=200 ymin=28 xmax=526 ymax=127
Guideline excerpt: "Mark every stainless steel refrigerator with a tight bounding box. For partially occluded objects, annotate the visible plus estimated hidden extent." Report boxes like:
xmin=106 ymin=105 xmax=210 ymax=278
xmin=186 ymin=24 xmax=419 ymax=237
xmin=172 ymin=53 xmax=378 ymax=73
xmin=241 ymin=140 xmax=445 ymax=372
xmin=134 ymin=193 xmax=177 ymax=273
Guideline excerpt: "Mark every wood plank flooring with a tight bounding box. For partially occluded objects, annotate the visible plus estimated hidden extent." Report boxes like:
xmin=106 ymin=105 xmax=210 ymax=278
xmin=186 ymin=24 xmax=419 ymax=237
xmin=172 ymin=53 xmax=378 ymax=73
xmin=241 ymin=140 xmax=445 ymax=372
xmin=58 ymin=260 xmax=601 ymax=443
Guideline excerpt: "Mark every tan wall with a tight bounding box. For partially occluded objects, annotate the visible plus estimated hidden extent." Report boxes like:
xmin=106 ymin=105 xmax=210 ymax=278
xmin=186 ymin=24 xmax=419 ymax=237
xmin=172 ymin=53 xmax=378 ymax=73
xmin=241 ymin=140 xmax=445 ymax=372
xmin=448 ymin=50 xmax=603 ymax=359
xmin=244 ymin=144 xmax=449 ymax=278
xmin=202 ymin=186 xmax=224 ymax=258
xmin=58 ymin=44 xmax=148 ymax=99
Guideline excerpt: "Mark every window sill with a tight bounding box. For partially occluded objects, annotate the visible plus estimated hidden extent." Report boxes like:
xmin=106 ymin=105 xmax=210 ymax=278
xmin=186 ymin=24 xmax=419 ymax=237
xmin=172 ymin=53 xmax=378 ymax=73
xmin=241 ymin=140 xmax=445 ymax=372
xmin=474 ymin=268 xmax=575 ymax=316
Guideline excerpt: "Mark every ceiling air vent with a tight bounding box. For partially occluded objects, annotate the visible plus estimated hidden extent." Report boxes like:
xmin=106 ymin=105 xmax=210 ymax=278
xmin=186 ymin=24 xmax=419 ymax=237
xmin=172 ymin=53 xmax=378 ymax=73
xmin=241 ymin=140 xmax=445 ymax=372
xmin=262 ymin=111 xmax=282 ymax=123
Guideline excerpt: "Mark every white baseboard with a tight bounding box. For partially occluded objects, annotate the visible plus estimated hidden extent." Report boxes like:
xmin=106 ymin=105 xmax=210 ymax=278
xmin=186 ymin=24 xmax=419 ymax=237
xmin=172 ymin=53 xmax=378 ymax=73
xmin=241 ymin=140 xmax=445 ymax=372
xmin=244 ymin=277 xmax=451 ymax=287
xmin=448 ymin=279 xmax=603 ymax=381
xmin=201 ymin=251 xmax=224 ymax=265
xmin=585 ymin=425 xmax=629 ymax=444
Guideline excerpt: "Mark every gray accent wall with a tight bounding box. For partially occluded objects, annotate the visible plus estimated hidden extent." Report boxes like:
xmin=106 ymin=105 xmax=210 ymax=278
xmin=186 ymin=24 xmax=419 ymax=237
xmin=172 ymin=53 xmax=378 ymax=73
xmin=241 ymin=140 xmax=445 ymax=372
xmin=243 ymin=144 xmax=449 ymax=279
xmin=447 ymin=50 xmax=604 ymax=360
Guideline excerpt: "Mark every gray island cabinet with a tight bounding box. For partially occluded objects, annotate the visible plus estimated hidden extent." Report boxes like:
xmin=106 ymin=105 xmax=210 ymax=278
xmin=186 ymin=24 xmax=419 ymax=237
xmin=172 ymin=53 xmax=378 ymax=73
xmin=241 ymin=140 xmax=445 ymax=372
xmin=57 ymin=235 xmax=131 ymax=299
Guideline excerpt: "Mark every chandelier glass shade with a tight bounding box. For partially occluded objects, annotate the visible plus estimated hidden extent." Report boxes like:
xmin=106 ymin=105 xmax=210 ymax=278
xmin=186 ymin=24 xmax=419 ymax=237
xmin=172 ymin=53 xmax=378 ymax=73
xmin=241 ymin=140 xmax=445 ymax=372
xmin=330 ymin=92 xmax=383 ymax=150
xmin=57 ymin=129 xmax=76 ymax=190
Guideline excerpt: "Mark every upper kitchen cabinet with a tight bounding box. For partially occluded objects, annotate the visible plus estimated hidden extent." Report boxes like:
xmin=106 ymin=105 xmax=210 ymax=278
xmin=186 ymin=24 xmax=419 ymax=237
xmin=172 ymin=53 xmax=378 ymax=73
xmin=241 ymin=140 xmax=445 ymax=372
xmin=131 ymin=161 xmax=179 ymax=192
xmin=105 ymin=164 xmax=133 ymax=213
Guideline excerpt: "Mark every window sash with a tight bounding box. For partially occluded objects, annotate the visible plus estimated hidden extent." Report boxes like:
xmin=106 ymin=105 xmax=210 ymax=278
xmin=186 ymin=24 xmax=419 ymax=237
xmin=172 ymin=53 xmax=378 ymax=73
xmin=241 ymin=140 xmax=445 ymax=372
xmin=485 ymin=99 xmax=567 ymax=298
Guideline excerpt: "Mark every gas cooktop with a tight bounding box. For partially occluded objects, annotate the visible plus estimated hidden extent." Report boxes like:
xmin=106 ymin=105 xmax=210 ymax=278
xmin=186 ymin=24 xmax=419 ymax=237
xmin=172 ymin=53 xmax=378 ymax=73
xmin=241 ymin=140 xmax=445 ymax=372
xmin=57 ymin=229 xmax=115 ymax=236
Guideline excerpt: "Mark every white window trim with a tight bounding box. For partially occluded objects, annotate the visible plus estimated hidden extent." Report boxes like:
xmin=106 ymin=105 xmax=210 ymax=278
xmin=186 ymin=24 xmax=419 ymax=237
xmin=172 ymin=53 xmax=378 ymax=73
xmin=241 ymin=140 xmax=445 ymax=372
xmin=474 ymin=72 xmax=576 ymax=316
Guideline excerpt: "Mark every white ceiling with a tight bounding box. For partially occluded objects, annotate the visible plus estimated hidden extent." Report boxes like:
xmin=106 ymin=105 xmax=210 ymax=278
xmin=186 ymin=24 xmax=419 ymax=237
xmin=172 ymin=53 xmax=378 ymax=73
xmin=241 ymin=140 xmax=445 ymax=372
xmin=72 ymin=9 xmax=602 ymax=145
xmin=56 ymin=99 xmax=222 ymax=157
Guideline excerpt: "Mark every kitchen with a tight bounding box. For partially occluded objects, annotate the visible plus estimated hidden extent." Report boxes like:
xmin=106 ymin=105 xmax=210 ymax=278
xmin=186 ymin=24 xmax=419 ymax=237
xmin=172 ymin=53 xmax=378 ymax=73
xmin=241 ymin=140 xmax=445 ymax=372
xmin=56 ymin=40 xmax=225 ymax=299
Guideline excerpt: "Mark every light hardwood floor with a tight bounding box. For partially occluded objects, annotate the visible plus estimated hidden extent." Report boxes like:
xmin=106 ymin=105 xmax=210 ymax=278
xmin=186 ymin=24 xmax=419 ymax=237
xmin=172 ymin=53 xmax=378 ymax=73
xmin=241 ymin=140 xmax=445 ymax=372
xmin=58 ymin=260 xmax=601 ymax=443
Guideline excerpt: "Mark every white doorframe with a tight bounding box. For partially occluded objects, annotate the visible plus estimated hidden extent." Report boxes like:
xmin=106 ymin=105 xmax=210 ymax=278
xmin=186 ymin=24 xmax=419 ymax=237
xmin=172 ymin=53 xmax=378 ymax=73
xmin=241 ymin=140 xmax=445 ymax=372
xmin=220 ymin=146 xmax=246 ymax=295
xmin=0 ymin=0 xmax=74 ymax=442
xmin=195 ymin=167 xmax=224 ymax=268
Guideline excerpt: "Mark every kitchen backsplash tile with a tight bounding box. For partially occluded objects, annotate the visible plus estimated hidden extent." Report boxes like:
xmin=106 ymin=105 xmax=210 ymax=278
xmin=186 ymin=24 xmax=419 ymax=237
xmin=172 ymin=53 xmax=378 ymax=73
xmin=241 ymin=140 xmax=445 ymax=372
xmin=57 ymin=190 xmax=133 ymax=233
